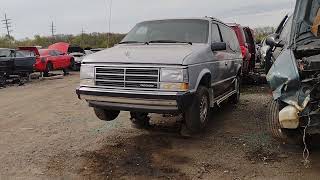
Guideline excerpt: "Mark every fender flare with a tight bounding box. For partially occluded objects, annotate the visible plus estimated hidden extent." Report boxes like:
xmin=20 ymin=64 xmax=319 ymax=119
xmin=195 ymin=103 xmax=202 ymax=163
xmin=194 ymin=68 xmax=211 ymax=91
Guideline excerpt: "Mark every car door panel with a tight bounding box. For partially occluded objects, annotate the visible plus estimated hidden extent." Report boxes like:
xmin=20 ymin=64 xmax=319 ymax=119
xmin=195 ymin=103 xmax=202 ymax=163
xmin=210 ymin=23 xmax=228 ymax=97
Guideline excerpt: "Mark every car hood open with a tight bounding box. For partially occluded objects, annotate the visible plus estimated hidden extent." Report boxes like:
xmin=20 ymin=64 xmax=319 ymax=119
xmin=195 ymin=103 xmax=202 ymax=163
xmin=82 ymin=44 xmax=198 ymax=65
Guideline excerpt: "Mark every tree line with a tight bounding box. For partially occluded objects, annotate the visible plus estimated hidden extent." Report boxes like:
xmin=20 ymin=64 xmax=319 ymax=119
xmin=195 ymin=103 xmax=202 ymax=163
xmin=0 ymin=33 xmax=126 ymax=49
xmin=0 ymin=26 xmax=274 ymax=49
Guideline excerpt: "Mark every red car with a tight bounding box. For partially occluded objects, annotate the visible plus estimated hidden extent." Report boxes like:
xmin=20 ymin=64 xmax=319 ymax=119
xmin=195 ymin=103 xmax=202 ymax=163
xmin=227 ymin=23 xmax=251 ymax=74
xmin=19 ymin=47 xmax=73 ymax=76
xmin=242 ymin=27 xmax=257 ymax=72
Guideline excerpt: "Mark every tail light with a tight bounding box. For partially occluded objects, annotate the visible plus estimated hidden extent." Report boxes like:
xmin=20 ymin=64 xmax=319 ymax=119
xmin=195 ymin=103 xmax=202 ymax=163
xmin=240 ymin=45 xmax=248 ymax=59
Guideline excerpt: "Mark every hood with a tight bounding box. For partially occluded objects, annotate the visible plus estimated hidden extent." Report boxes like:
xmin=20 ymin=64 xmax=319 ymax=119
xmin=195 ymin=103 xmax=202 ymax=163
xmin=48 ymin=42 xmax=69 ymax=53
xmin=292 ymin=0 xmax=320 ymax=44
xmin=83 ymin=44 xmax=199 ymax=65
xmin=48 ymin=42 xmax=85 ymax=54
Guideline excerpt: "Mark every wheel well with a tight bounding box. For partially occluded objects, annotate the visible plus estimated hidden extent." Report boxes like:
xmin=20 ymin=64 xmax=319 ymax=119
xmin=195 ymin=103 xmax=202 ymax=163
xmin=199 ymin=74 xmax=211 ymax=88
xmin=237 ymin=68 xmax=242 ymax=77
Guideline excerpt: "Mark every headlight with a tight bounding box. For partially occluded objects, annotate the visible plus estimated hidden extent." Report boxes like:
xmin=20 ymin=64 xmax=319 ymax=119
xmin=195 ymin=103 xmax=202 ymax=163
xmin=160 ymin=68 xmax=188 ymax=83
xmin=80 ymin=65 xmax=94 ymax=86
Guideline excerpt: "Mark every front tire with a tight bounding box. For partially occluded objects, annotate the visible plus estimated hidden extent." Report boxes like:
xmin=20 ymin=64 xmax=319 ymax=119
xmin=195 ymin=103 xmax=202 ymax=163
xmin=267 ymin=100 xmax=302 ymax=144
xmin=130 ymin=112 xmax=150 ymax=129
xmin=184 ymin=86 xmax=210 ymax=134
xmin=44 ymin=62 xmax=53 ymax=77
xmin=94 ymin=108 xmax=120 ymax=121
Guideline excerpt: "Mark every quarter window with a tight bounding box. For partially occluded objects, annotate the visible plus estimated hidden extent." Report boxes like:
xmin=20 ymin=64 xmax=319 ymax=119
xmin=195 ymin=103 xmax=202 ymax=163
xmin=211 ymin=24 xmax=222 ymax=43
xmin=219 ymin=25 xmax=240 ymax=52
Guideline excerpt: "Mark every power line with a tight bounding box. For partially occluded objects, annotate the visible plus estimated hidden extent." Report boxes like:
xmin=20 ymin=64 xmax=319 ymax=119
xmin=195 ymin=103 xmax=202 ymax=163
xmin=2 ymin=13 xmax=12 ymax=37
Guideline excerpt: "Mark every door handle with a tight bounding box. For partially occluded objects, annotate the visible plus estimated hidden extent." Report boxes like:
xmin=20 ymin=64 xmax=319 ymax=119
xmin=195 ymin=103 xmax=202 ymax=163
xmin=225 ymin=62 xmax=228 ymax=66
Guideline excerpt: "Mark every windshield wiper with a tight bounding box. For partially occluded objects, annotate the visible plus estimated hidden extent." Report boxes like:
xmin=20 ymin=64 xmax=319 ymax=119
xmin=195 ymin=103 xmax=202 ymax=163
xmin=148 ymin=40 xmax=192 ymax=45
xmin=119 ymin=41 xmax=149 ymax=45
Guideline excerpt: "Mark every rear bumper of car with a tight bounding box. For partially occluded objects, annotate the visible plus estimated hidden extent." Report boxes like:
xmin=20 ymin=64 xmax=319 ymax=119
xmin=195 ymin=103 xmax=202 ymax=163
xmin=76 ymin=87 xmax=194 ymax=113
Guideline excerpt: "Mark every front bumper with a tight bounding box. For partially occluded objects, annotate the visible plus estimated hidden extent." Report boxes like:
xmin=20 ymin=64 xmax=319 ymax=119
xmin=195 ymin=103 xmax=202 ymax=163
xmin=76 ymin=87 xmax=194 ymax=113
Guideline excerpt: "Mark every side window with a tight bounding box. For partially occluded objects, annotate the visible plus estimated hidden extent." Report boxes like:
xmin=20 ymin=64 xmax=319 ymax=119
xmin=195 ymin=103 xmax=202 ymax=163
xmin=230 ymin=31 xmax=241 ymax=52
xmin=49 ymin=50 xmax=56 ymax=56
xmin=211 ymin=24 xmax=221 ymax=43
xmin=279 ymin=16 xmax=293 ymax=44
xmin=219 ymin=25 xmax=239 ymax=52
xmin=15 ymin=51 xmax=25 ymax=58
xmin=55 ymin=50 xmax=63 ymax=55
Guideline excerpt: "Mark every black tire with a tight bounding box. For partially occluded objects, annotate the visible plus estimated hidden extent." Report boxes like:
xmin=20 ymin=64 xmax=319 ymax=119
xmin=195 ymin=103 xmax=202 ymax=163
xmin=63 ymin=68 xmax=69 ymax=76
xmin=184 ymin=86 xmax=210 ymax=134
xmin=94 ymin=108 xmax=120 ymax=121
xmin=130 ymin=112 xmax=150 ymax=129
xmin=230 ymin=76 xmax=241 ymax=104
xmin=70 ymin=59 xmax=78 ymax=71
xmin=267 ymin=100 xmax=302 ymax=144
xmin=44 ymin=62 xmax=53 ymax=77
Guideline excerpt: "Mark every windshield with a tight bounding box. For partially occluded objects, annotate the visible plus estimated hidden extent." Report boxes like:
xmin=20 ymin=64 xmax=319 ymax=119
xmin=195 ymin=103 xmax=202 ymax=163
xmin=121 ymin=19 xmax=209 ymax=44
xmin=0 ymin=49 xmax=11 ymax=57
xmin=39 ymin=49 xmax=48 ymax=56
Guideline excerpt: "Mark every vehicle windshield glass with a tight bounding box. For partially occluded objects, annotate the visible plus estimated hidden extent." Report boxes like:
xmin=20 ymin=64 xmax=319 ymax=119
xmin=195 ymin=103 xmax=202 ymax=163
xmin=0 ymin=49 xmax=11 ymax=57
xmin=39 ymin=49 xmax=48 ymax=56
xmin=121 ymin=19 xmax=209 ymax=44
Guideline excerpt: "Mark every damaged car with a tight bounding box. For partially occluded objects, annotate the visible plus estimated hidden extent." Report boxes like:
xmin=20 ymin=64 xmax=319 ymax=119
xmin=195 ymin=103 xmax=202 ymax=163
xmin=0 ymin=48 xmax=36 ymax=86
xmin=266 ymin=0 xmax=320 ymax=143
xmin=49 ymin=42 xmax=86 ymax=70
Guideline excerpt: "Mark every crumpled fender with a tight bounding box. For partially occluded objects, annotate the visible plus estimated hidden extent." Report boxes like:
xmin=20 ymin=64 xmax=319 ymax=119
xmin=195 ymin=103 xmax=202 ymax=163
xmin=266 ymin=49 xmax=309 ymax=108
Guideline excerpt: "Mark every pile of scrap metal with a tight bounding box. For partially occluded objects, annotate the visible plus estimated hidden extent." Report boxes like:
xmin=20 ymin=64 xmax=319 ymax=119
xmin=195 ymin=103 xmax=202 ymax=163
xmin=266 ymin=0 xmax=320 ymax=144
xmin=0 ymin=48 xmax=36 ymax=87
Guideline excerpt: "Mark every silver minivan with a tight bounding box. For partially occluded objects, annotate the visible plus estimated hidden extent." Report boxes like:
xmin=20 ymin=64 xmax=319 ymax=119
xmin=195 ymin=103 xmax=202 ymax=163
xmin=76 ymin=17 xmax=243 ymax=134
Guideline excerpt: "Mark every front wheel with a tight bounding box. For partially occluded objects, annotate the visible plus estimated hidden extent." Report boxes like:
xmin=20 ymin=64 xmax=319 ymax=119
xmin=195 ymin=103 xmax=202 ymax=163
xmin=130 ymin=112 xmax=150 ymax=129
xmin=184 ymin=86 xmax=210 ymax=134
xmin=267 ymin=100 xmax=302 ymax=144
xmin=94 ymin=108 xmax=120 ymax=121
xmin=44 ymin=62 xmax=53 ymax=77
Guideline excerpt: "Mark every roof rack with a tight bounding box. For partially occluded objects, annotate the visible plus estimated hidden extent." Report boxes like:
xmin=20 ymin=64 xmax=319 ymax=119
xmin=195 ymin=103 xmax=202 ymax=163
xmin=204 ymin=16 xmax=227 ymax=26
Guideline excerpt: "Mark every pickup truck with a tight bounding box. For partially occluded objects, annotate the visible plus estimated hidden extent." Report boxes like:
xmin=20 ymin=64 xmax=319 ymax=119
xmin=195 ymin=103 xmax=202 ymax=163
xmin=77 ymin=17 xmax=243 ymax=134
xmin=0 ymin=48 xmax=36 ymax=85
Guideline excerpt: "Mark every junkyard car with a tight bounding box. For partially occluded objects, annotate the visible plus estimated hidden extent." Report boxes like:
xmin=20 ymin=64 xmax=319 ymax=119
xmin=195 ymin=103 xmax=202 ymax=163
xmin=266 ymin=0 xmax=320 ymax=143
xmin=19 ymin=47 xmax=73 ymax=76
xmin=77 ymin=18 xmax=242 ymax=134
xmin=228 ymin=23 xmax=251 ymax=74
xmin=0 ymin=48 xmax=36 ymax=85
xmin=49 ymin=42 xmax=86 ymax=70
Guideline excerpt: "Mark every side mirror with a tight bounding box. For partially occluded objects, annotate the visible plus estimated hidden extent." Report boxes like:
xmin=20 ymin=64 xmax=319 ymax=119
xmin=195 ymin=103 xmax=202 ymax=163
xmin=211 ymin=42 xmax=227 ymax=51
xmin=266 ymin=35 xmax=285 ymax=48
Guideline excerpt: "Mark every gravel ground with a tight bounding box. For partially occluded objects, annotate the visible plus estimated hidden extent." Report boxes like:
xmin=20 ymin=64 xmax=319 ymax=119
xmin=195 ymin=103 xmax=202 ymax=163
xmin=0 ymin=72 xmax=320 ymax=180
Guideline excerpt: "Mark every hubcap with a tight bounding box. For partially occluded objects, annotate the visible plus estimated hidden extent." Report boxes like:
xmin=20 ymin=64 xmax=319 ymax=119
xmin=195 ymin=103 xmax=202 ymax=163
xmin=200 ymin=95 xmax=209 ymax=123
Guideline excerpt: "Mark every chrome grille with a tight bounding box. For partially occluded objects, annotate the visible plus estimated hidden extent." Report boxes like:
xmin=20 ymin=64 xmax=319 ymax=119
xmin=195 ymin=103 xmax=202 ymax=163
xmin=95 ymin=67 xmax=159 ymax=89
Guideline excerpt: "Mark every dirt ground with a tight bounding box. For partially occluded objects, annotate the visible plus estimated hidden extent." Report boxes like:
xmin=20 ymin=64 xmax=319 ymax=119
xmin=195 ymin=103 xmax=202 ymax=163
xmin=1 ymin=72 xmax=320 ymax=180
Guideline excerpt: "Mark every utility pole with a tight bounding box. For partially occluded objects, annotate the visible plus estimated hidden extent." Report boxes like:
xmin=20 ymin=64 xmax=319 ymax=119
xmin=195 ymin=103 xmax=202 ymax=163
xmin=81 ymin=28 xmax=85 ymax=47
xmin=2 ymin=14 xmax=12 ymax=38
xmin=50 ymin=21 xmax=56 ymax=37
xmin=106 ymin=0 xmax=113 ymax=48
xmin=50 ymin=21 xmax=56 ymax=44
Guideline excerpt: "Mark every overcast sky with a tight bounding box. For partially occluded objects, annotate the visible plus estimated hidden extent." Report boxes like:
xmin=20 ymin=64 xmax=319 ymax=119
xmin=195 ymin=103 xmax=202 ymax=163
xmin=0 ymin=0 xmax=295 ymax=39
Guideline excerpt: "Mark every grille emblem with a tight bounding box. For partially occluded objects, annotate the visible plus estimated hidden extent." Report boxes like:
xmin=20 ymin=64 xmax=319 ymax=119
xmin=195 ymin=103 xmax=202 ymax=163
xmin=139 ymin=84 xmax=157 ymax=88
xmin=125 ymin=51 xmax=131 ymax=58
